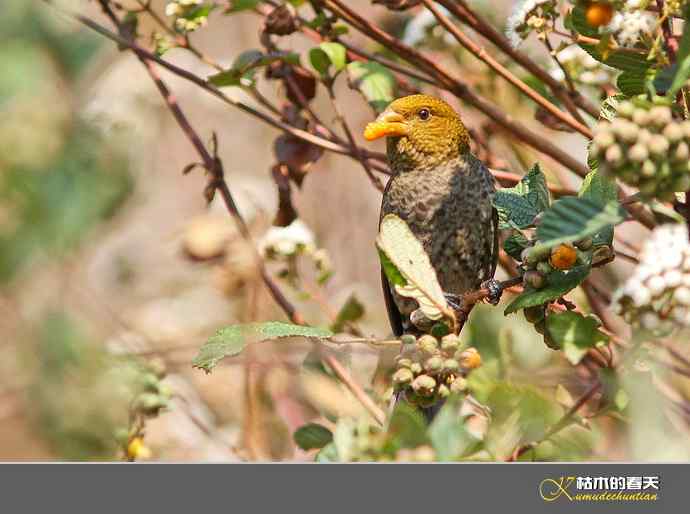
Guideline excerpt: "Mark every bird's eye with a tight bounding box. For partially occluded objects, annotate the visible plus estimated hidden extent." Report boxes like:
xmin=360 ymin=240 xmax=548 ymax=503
xmin=418 ymin=108 xmax=431 ymax=121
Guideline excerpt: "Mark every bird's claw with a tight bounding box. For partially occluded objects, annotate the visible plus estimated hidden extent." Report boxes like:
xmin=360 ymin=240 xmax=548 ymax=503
xmin=481 ymin=279 xmax=503 ymax=306
xmin=444 ymin=293 xmax=469 ymax=326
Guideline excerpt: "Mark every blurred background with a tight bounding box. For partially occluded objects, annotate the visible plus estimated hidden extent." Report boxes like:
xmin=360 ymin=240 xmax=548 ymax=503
xmin=2 ymin=0 xmax=689 ymax=462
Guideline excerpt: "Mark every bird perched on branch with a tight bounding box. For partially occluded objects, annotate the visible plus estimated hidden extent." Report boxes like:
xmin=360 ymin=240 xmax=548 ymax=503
xmin=364 ymin=94 xmax=501 ymax=337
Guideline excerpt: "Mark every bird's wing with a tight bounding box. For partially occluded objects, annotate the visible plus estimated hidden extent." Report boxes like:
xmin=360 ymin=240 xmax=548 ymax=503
xmin=379 ymin=177 xmax=404 ymax=337
xmin=381 ymin=268 xmax=404 ymax=337
xmin=475 ymin=156 xmax=499 ymax=281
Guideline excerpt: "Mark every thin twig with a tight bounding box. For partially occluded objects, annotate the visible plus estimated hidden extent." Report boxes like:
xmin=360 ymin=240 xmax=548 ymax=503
xmin=323 ymin=0 xmax=591 ymax=177
xmin=85 ymin=0 xmax=387 ymax=427
xmin=421 ymin=0 xmax=592 ymax=138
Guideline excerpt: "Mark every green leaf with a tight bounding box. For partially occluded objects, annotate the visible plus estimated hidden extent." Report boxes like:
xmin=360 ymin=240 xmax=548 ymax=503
xmin=377 ymin=214 xmax=449 ymax=321
xmin=346 ymin=61 xmax=396 ymax=113
xmin=571 ymin=4 xmax=653 ymax=74
xmin=535 ymin=197 xmax=625 ymax=250
xmin=293 ymin=423 xmax=333 ymax=450
xmin=545 ymin=311 xmax=609 ymax=365
xmin=378 ymin=248 xmax=406 ymax=287
xmin=315 ymin=442 xmax=339 ymax=462
xmin=193 ymin=322 xmax=333 ymax=372
xmin=331 ymin=294 xmax=365 ymax=333
xmin=617 ymin=70 xmax=648 ymax=96
xmin=428 ymin=397 xmax=481 ymax=460
xmin=504 ymin=260 xmax=591 ymax=314
xmin=663 ymin=4 xmax=690 ymax=97
xmin=503 ymin=231 xmax=529 ymax=260
xmin=319 ymin=42 xmax=347 ymax=72
xmin=308 ymin=47 xmax=331 ymax=76
xmin=209 ymin=50 xmax=299 ymax=87
xmin=578 ymin=171 xmax=619 ymax=245
xmin=225 ymin=0 xmax=259 ymax=12
xmin=486 ymin=383 xmax=563 ymax=445
xmin=493 ymin=163 xmax=550 ymax=229
xmin=388 ymin=402 xmax=429 ymax=448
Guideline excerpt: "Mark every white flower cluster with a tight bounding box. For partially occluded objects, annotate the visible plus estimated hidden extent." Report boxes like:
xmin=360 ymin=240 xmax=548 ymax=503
xmin=590 ymin=99 xmax=690 ymax=200
xmin=505 ymin=0 xmax=558 ymax=48
xmin=165 ymin=0 xmax=208 ymax=33
xmin=551 ymin=45 xmax=615 ymax=86
xmin=259 ymin=219 xmax=316 ymax=257
xmin=613 ymin=224 xmax=690 ymax=331
xmin=603 ymin=1 xmax=656 ymax=48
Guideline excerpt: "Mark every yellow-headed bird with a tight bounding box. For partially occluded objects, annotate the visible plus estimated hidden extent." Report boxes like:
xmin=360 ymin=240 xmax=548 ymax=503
xmin=365 ymin=95 xmax=500 ymax=336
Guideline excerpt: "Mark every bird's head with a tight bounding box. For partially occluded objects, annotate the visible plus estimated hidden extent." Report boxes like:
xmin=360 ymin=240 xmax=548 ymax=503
xmin=363 ymin=94 xmax=470 ymax=172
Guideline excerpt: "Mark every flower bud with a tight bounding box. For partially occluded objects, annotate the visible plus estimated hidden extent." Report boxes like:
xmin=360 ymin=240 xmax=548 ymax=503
xmin=424 ymin=356 xmax=444 ymax=374
xmin=663 ymin=122 xmax=684 ymax=142
xmin=605 ymin=144 xmax=623 ymax=164
xmin=450 ymin=376 xmax=467 ymax=394
xmin=393 ymin=368 xmax=414 ymax=386
xmin=523 ymin=269 xmax=546 ymax=289
xmin=536 ymin=260 xmax=553 ymax=275
xmin=400 ymin=334 xmax=417 ymax=346
xmin=410 ymin=362 xmax=423 ymax=375
xmin=593 ymin=129 xmax=615 ymax=149
xmin=616 ymin=101 xmax=635 ymax=118
xmin=395 ymin=358 xmax=413 ymax=369
xmin=649 ymin=106 xmax=672 ymax=126
xmin=641 ymin=160 xmax=656 ymax=177
xmin=675 ymin=287 xmax=690 ymax=306
xmin=648 ymin=134 xmax=670 ymax=155
xmin=443 ymin=359 xmax=459 ymax=373
xmin=628 ymin=143 xmax=648 ymax=162
xmin=437 ymin=384 xmax=451 ymax=399
xmin=411 ymin=375 xmax=436 ymax=396
xmin=674 ymin=142 xmax=689 ymax=161
xmin=416 ymin=334 xmax=439 ymax=355
xmin=632 ymin=108 xmax=650 ymax=126
xmin=575 ymin=237 xmax=593 ymax=251
xmin=440 ymin=333 xmax=460 ymax=352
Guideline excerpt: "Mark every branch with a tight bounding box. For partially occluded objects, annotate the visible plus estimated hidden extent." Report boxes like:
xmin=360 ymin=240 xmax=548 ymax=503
xmin=421 ymin=0 xmax=592 ymax=138
xmin=76 ymin=0 xmax=387 ymax=427
xmin=436 ymin=0 xmax=600 ymax=119
xmin=322 ymin=0 xmax=591 ymax=178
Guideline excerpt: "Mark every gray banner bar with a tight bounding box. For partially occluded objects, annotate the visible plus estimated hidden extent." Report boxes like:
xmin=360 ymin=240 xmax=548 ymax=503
xmin=0 ymin=463 xmax=685 ymax=513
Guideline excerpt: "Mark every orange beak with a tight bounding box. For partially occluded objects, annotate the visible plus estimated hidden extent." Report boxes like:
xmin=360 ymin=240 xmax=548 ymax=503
xmin=363 ymin=108 xmax=408 ymax=141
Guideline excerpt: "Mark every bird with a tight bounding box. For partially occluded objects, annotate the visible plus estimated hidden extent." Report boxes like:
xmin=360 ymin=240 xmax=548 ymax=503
xmin=364 ymin=94 xmax=501 ymax=337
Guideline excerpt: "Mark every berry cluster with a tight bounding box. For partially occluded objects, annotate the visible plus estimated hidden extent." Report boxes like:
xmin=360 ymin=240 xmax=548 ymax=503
xmin=590 ymin=100 xmax=690 ymax=201
xmin=613 ymin=224 xmax=690 ymax=331
xmin=520 ymin=241 xmax=591 ymax=290
xmin=392 ymin=333 xmax=481 ymax=408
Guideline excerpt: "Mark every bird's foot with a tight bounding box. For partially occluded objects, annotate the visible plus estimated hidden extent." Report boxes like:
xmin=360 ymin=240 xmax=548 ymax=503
xmin=444 ymin=293 xmax=470 ymax=327
xmin=481 ymin=279 xmax=503 ymax=306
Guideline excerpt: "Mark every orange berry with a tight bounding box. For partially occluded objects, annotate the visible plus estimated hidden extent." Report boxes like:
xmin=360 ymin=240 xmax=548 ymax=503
xmin=550 ymin=244 xmax=578 ymax=270
xmin=457 ymin=347 xmax=482 ymax=371
xmin=585 ymin=2 xmax=614 ymax=28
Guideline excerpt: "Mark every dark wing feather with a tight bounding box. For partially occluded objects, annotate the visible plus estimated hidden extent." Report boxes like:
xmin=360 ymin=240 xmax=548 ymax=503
xmin=381 ymin=269 xmax=404 ymax=337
